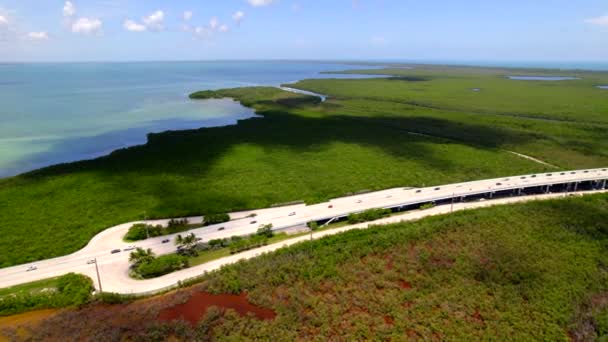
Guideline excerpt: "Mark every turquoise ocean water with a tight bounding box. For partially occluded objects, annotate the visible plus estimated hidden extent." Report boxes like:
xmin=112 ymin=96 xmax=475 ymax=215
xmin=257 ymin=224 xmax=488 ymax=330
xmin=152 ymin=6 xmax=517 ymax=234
xmin=0 ymin=61 xmax=377 ymax=177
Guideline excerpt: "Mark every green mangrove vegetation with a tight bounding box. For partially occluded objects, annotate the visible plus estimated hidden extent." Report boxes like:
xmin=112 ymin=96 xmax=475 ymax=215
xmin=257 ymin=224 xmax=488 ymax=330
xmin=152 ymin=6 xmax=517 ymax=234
xmin=1 ymin=64 xmax=607 ymax=267
xmin=124 ymin=218 xmax=202 ymax=242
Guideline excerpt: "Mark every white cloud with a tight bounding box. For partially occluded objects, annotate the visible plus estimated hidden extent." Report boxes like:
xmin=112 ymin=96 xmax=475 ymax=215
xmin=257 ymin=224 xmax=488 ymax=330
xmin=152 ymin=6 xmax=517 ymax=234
xmin=27 ymin=31 xmax=49 ymax=40
xmin=142 ymin=10 xmax=164 ymax=31
xmin=232 ymin=11 xmax=245 ymax=24
xmin=218 ymin=24 xmax=229 ymax=33
xmin=71 ymin=17 xmax=102 ymax=34
xmin=63 ymin=1 xmax=76 ymax=17
xmin=209 ymin=17 xmax=219 ymax=30
xmin=123 ymin=19 xmax=146 ymax=32
xmin=183 ymin=11 xmax=193 ymax=21
xmin=0 ymin=15 xmax=7 ymax=25
xmin=292 ymin=3 xmax=302 ymax=12
xmin=124 ymin=10 xmax=165 ymax=33
xmin=247 ymin=0 xmax=275 ymax=7
xmin=585 ymin=15 xmax=608 ymax=27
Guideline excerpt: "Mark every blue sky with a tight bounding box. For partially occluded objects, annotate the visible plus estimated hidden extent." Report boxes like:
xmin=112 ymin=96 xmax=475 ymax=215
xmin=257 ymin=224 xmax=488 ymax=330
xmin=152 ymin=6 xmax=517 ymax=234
xmin=1 ymin=0 xmax=607 ymax=62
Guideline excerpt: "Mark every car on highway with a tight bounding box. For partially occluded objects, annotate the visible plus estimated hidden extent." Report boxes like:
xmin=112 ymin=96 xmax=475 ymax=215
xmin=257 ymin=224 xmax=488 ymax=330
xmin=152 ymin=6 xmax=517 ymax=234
xmin=356 ymin=200 xmax=363 ymax=203
xmin=86 ymin=259 xmax=96 ymax=264
xmin=123 ymin=246 xmax=136 ymax=252
xmin=416 ymin=190 xmax=422 ymax=193
xmin=289 ymin=212 xmax=296 ymax=216
xmin=111 ymin=249 xmax=121 ymax=254
xmin=250 ymin=220 xmax=257 ymax=224
xmin=328 ymin=205 xmax=333 ymax=208
xmin=162 ymin=239 xmax=170 ymax=244
xmin=217 ymin=227 xmax=225 ymax=231
xmin=26 ymin=265 xmax=37 ymax=272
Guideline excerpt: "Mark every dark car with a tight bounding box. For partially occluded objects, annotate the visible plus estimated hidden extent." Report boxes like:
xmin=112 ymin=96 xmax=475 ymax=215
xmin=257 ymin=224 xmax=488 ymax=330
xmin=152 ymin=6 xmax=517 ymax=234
xmin=162 ymin=239 xmax=170 ymax=244
xmin=250 ymin=220 xmax=257 ymax=224
xmin=218 ymin=227 xmax=225 ymax=231
xmin=111 ymin=249 xmax=121 ymax=254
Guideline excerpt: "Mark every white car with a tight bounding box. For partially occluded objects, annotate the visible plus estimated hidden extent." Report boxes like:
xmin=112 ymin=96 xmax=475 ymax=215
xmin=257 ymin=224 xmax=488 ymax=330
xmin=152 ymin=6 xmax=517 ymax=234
xmin=123 ymin=245 xmax=136 ymax=251
xmin=26 ymin=265 xmax=37 ymax=272
xmin=288 ymin=212 xmax=296 ymax=216
xmin=86 ymin=259 xmax=96 ymax=265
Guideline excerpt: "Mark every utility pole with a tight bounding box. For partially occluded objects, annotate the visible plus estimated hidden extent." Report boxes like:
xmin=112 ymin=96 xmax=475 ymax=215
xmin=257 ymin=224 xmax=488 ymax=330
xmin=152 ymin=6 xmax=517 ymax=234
xmin=144 ymin=211 xmax=149 ymax=239
xmin=451 ymin=193 xmax=455 ymax=213
xmin=94 ymin=258 xmax=103 ymax=293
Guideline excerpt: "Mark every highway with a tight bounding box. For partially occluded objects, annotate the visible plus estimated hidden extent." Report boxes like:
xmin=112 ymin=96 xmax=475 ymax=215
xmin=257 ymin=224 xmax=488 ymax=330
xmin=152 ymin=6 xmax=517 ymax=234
xmin=0 ymin=167 xmax=606 ymax=294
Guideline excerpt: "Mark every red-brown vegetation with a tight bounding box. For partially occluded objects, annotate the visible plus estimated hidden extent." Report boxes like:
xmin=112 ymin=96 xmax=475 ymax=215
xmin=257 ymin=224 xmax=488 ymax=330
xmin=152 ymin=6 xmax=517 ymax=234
xmin=158 ymin=291 xmax=276 ymax=325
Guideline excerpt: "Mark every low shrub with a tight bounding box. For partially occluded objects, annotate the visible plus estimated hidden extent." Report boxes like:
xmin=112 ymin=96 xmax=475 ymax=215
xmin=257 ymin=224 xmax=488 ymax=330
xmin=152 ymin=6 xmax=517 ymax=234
xmin=420 ymin=203 xmax=436 ymax=210
xmin=257 ymin=224 xmax=274 ymax=238
xmin=124 ymin=223 xmax=163 ymax=241
xmin=347 ymin=208 xmax=391 ymax=224
xmin=0 ymin=273 xmax=93 ymax=316
xmin=167 ymin=218 xmax=189 ymax=233
xmin=204 ymin=213 xmax=230 ymax=226
xmin=97 ymin=292 xmax=135 ymax=304
xmin=136 ymin=255 xmax=189 ymax=279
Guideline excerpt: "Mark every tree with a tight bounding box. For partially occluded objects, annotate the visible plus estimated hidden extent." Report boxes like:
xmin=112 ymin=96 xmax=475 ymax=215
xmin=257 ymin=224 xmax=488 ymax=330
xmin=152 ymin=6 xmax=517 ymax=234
xmin=129 ymin=248 xmax=155 ymax=267
xmin=175 ymin=233 xmax=198 ymax=256
xmin=204 ymin=213 xmax=230 ymax=226
xmin=307 ymin=221 xmax=319 ymax=231
xmin=257 ymin=224 xmax=274 ymax=238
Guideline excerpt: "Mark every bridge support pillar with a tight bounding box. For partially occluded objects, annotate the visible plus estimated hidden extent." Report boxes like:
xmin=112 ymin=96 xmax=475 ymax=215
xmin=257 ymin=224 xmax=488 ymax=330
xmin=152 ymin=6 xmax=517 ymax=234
xmin=545 ymin=185 xmax=550 ymax=194
xmin=489 ymin=192 xmax=493 ymax=199
xmin=574 ymin=182 xmax=579 ymax=192
xmin=517 ymin=188 xmax=522 ymax=196
xmin=602 ymin=180 xmax=606 ymax=189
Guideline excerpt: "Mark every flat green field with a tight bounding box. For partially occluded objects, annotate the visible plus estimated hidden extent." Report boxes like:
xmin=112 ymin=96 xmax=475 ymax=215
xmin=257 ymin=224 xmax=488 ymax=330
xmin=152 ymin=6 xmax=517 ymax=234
xmin=0 ymin=65 xmax=606 ymax=267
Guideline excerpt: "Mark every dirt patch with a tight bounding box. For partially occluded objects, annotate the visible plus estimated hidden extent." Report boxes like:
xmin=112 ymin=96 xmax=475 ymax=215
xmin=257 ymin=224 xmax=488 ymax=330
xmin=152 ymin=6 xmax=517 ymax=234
xmin=383 ymin=315 xmax=394 ymax=326
xmin=0 ymin=309 xmax=57 ymax=341
xmin=398 ymin=280 xmax=412 ymax=290
xmin=158 ymin=291 xmax=276 ymax=325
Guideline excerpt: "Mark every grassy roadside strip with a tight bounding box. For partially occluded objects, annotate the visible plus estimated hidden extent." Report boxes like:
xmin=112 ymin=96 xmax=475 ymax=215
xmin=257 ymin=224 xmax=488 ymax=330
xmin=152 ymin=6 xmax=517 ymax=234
xmin=0 ymin=273 xmax=93 ymax=316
